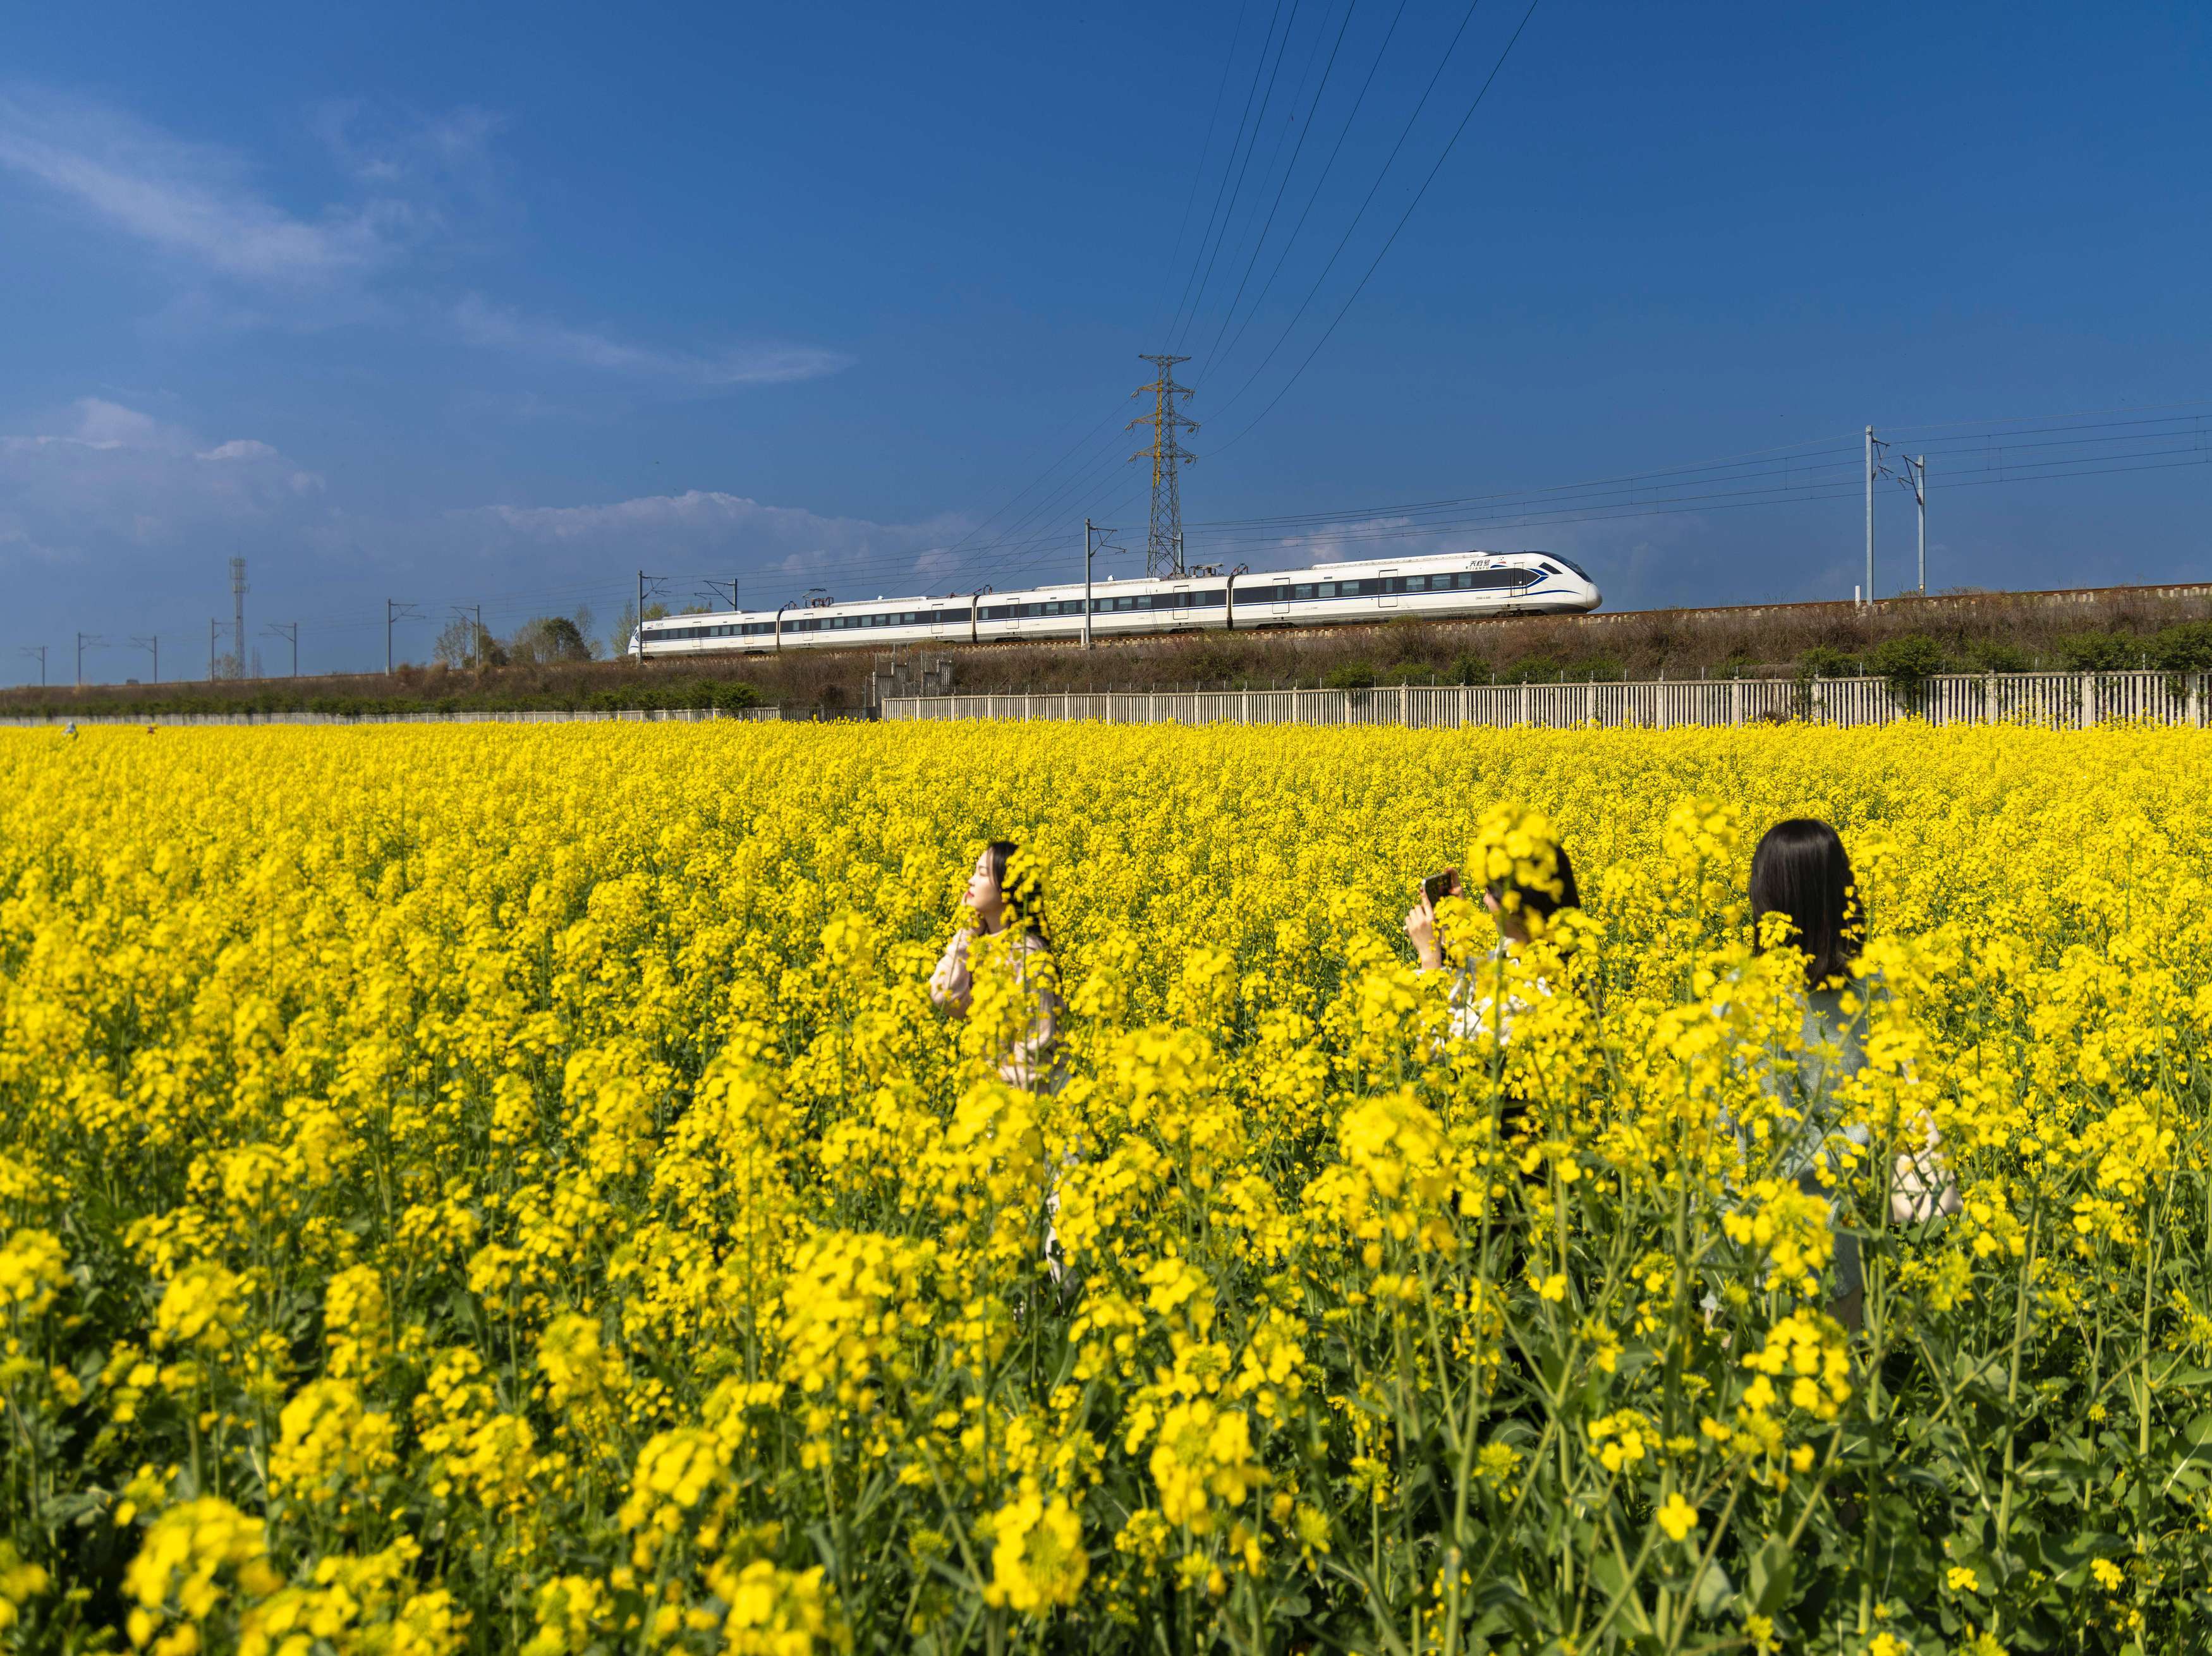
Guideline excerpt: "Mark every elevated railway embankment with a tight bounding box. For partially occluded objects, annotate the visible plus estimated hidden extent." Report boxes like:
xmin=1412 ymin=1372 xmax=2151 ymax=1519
xmin=833 ymin=580 xmax=2212 ymax=658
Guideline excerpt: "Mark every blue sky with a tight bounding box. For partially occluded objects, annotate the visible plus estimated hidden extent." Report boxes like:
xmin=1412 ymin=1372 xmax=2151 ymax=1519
xmin=4 ymin=1 xmax=2208 ymax=679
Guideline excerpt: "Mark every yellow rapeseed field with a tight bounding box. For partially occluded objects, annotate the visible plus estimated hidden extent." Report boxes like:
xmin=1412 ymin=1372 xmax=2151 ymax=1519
xmin=2 ymin=722 xmax=2209 ymax=1656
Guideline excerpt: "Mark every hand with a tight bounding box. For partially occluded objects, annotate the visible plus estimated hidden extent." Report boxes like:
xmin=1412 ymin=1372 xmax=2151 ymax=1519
xmin=1404 ymin=890 xmax=1444 ymax=971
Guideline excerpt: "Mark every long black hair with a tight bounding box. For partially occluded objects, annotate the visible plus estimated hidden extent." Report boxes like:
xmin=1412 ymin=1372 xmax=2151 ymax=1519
xmin=1489 ymin=840 xmax=1582 ymax=934
xmin=986 ymin=840 xmax=1050 ymax=946
xmin=1749 ymin=818 xmax=1862 ymax=988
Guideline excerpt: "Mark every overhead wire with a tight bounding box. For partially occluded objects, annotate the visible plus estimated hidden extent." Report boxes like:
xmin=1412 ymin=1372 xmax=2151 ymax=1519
xmin=1201 ymin=0 xmax=1413 ymax=389
xmin=1196 ymin=0 xmax=1363 ymax=374
xmin=1165 ymin=0 xmax=1294 ymax=348
xmin=1210 ymin=0 xmax=1545 ymax=452
xmin=1150 ymin=0 xmax=1255 ymax=345
xmin=1172 ymin=0 xmax=1307 ymax=353
xmin=1196 ymin=0 xmax=1497 ymax=425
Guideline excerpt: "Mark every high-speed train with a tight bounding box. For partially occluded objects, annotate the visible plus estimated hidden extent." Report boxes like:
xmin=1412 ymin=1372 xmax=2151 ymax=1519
xmin=631 ymin=548 xmax=1599 ymax=660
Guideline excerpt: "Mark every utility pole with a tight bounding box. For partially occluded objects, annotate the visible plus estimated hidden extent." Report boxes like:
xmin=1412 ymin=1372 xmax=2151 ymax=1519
xmin=635 ymin=572 xmax=668 ymax=663
xmin=263 ymin=622 xmax=298 ymax=678
xmin=1863 ymin=426 xmax=1875 ymax=606
xmin=130 ymin=634 xmax=159 ymax=684
xmin=229 ymin=557 xmax=248 ymax=679
xmin=1129 ymin=354 xmax=1198 ymax=577
xmin=75 ymin=631 xmax=106 ymax=689
xmin=449 ymin=605 xmax=484 ymax=670
xmin=19 ymin=646 xmax=46 ymax=687
xmin=386 ymin=600 xmax=422 ymax=675
xmin=1909 ymin=455 xmax=1927 ymax=594
xmin=1083 ymin=518 xmax=1095 ymax=651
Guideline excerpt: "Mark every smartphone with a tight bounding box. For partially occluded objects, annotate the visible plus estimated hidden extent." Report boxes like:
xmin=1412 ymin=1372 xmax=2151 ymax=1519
xmin=1423 ymin=869 xmax=1458 ymax=907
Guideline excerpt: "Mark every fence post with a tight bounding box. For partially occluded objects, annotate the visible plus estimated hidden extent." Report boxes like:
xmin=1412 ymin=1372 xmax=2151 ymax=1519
xmin=1242 ymin=688 xmax=1251 ymax=725
xmin=1657 ymin=679 xmax=1670 ymax=731
xmin=2079 ymin=673 xmax=2093 ymax=730
xmin=1148 ymin=691 xmax=1156 ymax=724
xmin=1730 ymin=679 xmax=1742 ymax=727
xmin=1399 ymin=681 xmax=1409 ymax=727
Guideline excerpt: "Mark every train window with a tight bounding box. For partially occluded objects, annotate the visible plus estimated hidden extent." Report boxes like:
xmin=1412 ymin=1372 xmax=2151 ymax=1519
xmin=1538 ymin=562 xmax=1562 ymax=576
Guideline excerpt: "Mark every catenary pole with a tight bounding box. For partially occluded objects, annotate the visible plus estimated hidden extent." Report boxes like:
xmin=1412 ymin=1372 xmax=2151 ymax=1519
xmin=1864 ymin=425 xmax=1875 ymax=605
xmin=76 ymin=631 xmax=106 ymax=689
xmin=263 ymin=622 xmax=297 ymax=677
xmin=1083 ymin=519 xmax=1095 ymax=651
xmin=18 ymin=646 xmax=46 ymax=686
xmin=130 ymin=634 xmax=159 ymax=684
xmin=386 ymin=600 xmax=420 ymax=675
xmin=1916 ymin=456 xmax=1928 ymax=595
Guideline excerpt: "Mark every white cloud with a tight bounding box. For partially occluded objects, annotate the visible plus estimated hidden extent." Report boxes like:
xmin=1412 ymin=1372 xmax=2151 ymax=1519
xmin=1 ymin=397 xmax=321 ymax=564
xmin=463 ymin=488 xmax=964 ymax=595
xmin=0 ymin=86 xmax=849 ymax=391
xmin=0 ymin=87 xmax=411 ymax=286
xmin=451 ymin=298 xmax=851 ymax=388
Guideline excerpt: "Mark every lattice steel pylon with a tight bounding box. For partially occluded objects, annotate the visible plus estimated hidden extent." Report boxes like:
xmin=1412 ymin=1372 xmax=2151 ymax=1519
xmin=1128 ymin=354 xmax=1198 ymax=577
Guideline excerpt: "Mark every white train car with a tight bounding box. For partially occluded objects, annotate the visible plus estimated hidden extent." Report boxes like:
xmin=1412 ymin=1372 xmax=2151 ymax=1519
xmin=632 ymin=548 xmax=1599 ymax=660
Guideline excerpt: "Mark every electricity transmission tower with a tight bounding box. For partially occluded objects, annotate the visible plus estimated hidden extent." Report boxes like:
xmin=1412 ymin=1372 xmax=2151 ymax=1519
xmin=1128 ymin=354 xmax=1198 ymax=577
xmin=229 ymin=557 xmax=248 ymax=678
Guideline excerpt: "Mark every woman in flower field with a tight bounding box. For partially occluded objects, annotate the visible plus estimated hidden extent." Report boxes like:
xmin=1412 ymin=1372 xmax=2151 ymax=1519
xmin=1743 ymin=818 xmax=1961 ymax=1324
xmin=930 ymin=837 xmax=1064 ymax=1089
xmin=1403 ymin=817 xmax=1582 ymax=1044
xmin=1 ymin=721 xmax=2208 ymax=1655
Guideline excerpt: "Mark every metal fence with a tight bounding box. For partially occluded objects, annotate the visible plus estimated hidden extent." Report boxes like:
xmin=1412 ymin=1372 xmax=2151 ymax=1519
xmin=0 ymin=705 xmax=783 ymax=729
xmin=884 ymin=672 xmax=2211 ymax=731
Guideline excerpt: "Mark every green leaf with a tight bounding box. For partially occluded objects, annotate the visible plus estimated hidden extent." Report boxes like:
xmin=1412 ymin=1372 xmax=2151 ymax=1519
xmin=1692 ymin=1557 xmax=1735 ymax=1619
xmin=1747 ymin=1536 xmax=1796 ymax=1615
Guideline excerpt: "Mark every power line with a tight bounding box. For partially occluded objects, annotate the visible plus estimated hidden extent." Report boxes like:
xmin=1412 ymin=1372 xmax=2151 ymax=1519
xmin=1197 ymin=0 xmax=1363 ymax=373
xmin=1199 ymin=0 xmax=1497 ymax=422
xmin=1152 ymin=0 xmax=1256 ymax=344
xmin=1167 ymin=0 xmax=1296 ymax=349
xmin=1203 ymin=0 xmax=1414 ymax=388
xmin=1212 ymin=0 xmax=1545 ymax=453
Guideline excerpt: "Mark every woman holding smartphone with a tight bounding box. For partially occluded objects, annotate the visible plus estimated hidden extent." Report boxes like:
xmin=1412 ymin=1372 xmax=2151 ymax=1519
xmin=1403 ymin=838 xmax=1582 ymax=1046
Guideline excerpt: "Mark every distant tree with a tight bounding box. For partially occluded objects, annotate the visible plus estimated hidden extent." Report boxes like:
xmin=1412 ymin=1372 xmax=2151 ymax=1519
xmin=1797 ymin=646 xmax=1860 ymax=679
xmin=433 ymin=617 xmax=506 ymax=670
xmin=611 ymin=600 xmax=669 ymax=659
xmin=1869 ymin=632 xmax=1945 ymax=711
xmin=2147 ymin=621 xmax=2212 ymax=677
xmin=2055 ymin=631 xmax=2139 ymax=672
xmin=507 ymin=615 xmax=595 ymax=665
xmin=1963 ymin=639 xmax=2032 ymax=674
xmin=1323 ymin=660 xmax=1376 ymax=691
